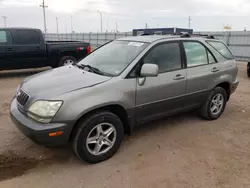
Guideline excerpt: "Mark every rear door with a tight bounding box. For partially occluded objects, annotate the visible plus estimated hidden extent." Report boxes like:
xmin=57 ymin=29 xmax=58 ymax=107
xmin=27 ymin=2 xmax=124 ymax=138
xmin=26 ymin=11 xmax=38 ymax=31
xmin=182 ymin=40 xmax=220 ymax=106
xmin=0 ymin=30 xmax=14 ymax=70
xmin=135 ymin=41 xmax=187 ymax=122
xmin=12 ymin=29 xmax=46 ymax=69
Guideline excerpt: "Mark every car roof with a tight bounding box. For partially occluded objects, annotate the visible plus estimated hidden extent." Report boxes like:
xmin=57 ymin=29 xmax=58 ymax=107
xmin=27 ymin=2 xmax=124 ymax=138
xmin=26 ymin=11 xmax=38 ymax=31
xmin=117 ymin=35 xmax=220 ymax=43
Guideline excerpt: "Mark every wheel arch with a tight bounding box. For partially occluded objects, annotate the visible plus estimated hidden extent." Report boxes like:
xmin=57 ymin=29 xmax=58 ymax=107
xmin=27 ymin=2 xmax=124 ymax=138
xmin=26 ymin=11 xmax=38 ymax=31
xmin=215 ymin=82 xmax=231 ymax=101
xmin=69 ymin=104 xmax=132 ymax=142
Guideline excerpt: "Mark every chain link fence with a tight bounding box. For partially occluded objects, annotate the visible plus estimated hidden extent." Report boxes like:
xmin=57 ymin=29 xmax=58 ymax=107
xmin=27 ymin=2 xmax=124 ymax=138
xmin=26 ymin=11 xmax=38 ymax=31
xmin=45 ymin=32 xmax=133 ymax=49
xmin=45 ymin=31 xmax=250 ymax=61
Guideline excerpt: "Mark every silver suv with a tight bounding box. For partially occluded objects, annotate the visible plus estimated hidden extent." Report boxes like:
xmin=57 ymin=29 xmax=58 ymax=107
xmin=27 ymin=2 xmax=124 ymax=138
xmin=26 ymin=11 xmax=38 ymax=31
xmin=10 ymin=35 xmax=239 ymax=163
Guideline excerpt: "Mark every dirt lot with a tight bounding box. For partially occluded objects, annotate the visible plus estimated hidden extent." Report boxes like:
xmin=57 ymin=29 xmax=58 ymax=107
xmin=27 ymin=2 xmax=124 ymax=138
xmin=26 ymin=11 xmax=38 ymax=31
xmin=0 ymin=63 xmax=249 ymax=188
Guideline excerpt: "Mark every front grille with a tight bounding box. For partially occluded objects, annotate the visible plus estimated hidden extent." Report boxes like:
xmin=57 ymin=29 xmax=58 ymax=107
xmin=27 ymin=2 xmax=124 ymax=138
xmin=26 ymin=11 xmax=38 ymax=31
xmin=17 ymin=89 xmax=29 ymax=106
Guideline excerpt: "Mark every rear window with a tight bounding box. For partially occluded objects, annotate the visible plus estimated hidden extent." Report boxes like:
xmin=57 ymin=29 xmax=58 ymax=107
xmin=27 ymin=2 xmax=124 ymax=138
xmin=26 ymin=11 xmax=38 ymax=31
xmin=15 ymin=30 xmax=40 ymax=45
xmin=206 ymin=41 xmax=234 ymax=60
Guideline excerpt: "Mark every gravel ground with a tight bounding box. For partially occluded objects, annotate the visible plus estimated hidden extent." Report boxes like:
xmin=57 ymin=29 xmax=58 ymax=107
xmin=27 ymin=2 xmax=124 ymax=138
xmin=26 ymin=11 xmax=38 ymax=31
xmin=0 ymin=62 xmax=249 ymax=188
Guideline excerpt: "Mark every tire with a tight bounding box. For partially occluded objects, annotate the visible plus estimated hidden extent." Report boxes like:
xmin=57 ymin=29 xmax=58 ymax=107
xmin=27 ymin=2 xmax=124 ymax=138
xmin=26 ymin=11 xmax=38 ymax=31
xmin=200 ymin=87 xmax=227 ymax=120
xmin=73 ymin=111 xmax=124 ymax=164
xmin=58 ymin=56 xmax=77 ymax=67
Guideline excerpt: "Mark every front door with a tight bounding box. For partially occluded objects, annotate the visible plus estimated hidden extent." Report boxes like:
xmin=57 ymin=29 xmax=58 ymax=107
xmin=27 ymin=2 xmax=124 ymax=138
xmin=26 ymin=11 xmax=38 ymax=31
xmin=135 ymin=41 xmax=187 ymax=123
xmin=12 ymin=29 xmax=46 ymax=69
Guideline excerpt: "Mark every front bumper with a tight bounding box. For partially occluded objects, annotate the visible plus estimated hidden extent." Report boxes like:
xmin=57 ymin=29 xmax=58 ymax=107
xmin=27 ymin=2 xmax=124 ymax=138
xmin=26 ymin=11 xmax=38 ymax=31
xmin=231 ymin=80 xmax=239 ymax=94
xmin=10 ymin=98 xmax=74 ymax=147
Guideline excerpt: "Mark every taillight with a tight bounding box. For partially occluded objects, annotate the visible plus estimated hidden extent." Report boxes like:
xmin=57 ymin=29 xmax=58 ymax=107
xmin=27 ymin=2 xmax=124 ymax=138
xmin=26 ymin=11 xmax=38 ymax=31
xmin=87 ymin=45 xmax=91 ymax=54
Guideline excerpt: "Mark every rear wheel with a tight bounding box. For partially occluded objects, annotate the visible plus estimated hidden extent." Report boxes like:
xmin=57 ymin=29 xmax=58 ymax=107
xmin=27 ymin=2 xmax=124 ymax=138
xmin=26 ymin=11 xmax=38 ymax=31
xmin=58 ymin=56 xmax=77 ymax=67
xmin=73 ymin=111 xmax=124 ymax=164
xmin=200 ymin=87 xmax=227 ymax=120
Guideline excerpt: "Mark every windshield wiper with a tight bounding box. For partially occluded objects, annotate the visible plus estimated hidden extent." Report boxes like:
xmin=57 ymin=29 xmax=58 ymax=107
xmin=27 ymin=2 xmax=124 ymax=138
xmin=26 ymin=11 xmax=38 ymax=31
xmin=75 ymin=64 xmax=106 ymax=76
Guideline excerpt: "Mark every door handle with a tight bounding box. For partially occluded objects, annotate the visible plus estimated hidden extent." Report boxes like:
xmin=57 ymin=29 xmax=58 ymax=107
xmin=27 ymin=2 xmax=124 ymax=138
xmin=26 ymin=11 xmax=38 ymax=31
xmin=6 ymin=47 xmax=14 ymax=52
xmin=173 ymin=74 xmax=185 ymax=80
xmin=211 ymin=67 xmax=219 ymax=73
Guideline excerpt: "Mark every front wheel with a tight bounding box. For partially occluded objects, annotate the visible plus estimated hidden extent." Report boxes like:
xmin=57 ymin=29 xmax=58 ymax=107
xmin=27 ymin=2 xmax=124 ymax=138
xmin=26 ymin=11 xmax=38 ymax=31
xmin=73 ymin=111 xmax=124 ymax=164
xmin=200 ymin=87 xmax=227 ymax=120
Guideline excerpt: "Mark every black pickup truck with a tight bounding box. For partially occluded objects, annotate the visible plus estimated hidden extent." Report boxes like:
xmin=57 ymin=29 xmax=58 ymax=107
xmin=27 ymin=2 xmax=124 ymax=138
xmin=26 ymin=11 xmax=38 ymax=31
xmin=0 ymin=28 xmax=91 ymax=70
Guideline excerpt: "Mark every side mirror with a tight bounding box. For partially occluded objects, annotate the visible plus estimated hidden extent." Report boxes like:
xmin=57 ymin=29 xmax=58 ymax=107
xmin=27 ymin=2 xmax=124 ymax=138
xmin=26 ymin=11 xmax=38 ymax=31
xmin=140 ymin=63 xmax=159 ymax=77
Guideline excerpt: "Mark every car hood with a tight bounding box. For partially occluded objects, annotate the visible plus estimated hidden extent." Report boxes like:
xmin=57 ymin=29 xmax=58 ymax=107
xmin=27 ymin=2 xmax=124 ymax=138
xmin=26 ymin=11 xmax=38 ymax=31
xmin=22 ymin=65 xmax=112 ymax=97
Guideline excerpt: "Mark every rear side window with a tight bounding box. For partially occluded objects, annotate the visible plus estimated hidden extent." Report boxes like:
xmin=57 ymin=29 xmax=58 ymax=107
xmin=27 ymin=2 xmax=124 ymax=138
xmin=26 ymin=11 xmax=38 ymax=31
xmin=143 ymin=42 xmax=182 ymax=73
xmin=206 ymin=41 xmax=234 ymax=60
xmin=15 ymin=30 xmax=40 ymax=45
xmin=183 ymin=42 xmax=208 ymax=67
xmin=0 ymin=31 xmax=7 ymax=43
xmin=0 ymin=31 xmax=12 ymax=44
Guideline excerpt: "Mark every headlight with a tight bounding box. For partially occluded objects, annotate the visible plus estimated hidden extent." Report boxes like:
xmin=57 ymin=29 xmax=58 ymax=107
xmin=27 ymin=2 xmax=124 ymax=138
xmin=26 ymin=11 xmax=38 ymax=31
xmin=27 ymin=101 xmax=63 ymax=123
xmin=16 ymin=84 xmax=21 ymax=96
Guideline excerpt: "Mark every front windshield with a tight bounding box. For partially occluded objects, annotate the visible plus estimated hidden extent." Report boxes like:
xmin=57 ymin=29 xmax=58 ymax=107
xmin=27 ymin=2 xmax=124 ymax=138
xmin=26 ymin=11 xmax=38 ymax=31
xmin=77 ymin=40 xmax=149 ymax=76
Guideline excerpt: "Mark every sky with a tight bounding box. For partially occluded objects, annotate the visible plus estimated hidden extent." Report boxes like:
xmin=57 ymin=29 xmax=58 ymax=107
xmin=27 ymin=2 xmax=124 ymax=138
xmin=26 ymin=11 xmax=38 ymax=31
xmin=1 ymin=0 xmax=250 ymax=33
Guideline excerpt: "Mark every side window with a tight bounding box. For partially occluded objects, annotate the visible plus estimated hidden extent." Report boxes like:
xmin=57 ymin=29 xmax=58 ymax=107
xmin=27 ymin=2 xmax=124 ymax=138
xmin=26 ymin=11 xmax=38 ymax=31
xmin=0 ymin=31 xmax=12 ymax=44
xmin=183 ymin=42 xmax=208 ymax=67
xmin=0 ymin=31 xmax=7 ymax=43
xmin=206 ymin=41 xmax=234 ymax=60
xmin=15 ymin=30 xmax=40 ymax=45
xmin=143 ymin=42 xmax=182 ymax=73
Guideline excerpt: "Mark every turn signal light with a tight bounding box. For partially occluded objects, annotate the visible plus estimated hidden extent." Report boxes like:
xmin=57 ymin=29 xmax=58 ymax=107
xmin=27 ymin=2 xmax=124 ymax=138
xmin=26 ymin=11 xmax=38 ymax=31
xmin=49 ymin=131 xmax=64 ymax=137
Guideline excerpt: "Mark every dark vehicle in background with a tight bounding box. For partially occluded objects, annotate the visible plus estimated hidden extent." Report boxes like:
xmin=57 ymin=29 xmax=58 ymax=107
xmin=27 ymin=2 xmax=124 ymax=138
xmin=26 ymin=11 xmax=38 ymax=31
xmin=0 ymin=28 xmax=91 ymax=70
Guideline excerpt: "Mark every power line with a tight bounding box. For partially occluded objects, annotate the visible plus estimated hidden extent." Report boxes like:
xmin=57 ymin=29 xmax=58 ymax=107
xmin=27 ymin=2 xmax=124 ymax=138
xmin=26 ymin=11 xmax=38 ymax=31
xmin=39 ymin=0 xmax=48 ymax=34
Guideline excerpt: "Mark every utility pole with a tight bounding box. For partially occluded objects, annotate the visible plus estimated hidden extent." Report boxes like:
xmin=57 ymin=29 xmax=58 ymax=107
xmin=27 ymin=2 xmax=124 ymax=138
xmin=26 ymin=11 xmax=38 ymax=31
xmin=2 ymin=16 xmax=7 ymax=28
xmin=65 ymin=21 xmax=68 ymax=34
xmin=56 ymin=17 xmax=59 ymax=40
xmin=56 ymin=17 xmax=59 ymax=34
xmin=97 ymin=11 xmax=103 ymax=32
xmin=188 ymin=16 xmax=192 ymax=29
xmin=70 ymin=15 xmax=73 ymax=33
xmin=116 ymin=22 xmax=118 ymax=32
xmin=145 ymin=23 xmax=148 ymax=29
xmin=39 ymin=0 xmax=48 ymax=34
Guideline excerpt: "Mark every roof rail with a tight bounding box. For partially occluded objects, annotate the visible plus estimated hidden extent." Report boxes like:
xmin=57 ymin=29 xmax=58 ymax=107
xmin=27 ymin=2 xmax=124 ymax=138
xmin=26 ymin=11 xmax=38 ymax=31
xmin=180 ymin=32 xmax=191 ymax=38
xmin=192 ymin=34 xmax=215 ymax=39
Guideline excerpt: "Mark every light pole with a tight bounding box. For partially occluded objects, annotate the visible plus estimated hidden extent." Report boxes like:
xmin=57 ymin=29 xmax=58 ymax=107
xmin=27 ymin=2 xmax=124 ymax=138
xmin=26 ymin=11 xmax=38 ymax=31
xmin=2 ymin=16 xmax=7 ymax=28
xmin=40 ymin=0 xmax=48 ymax=34
xmin=97 ymin=11 xmax=103 ymax=32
